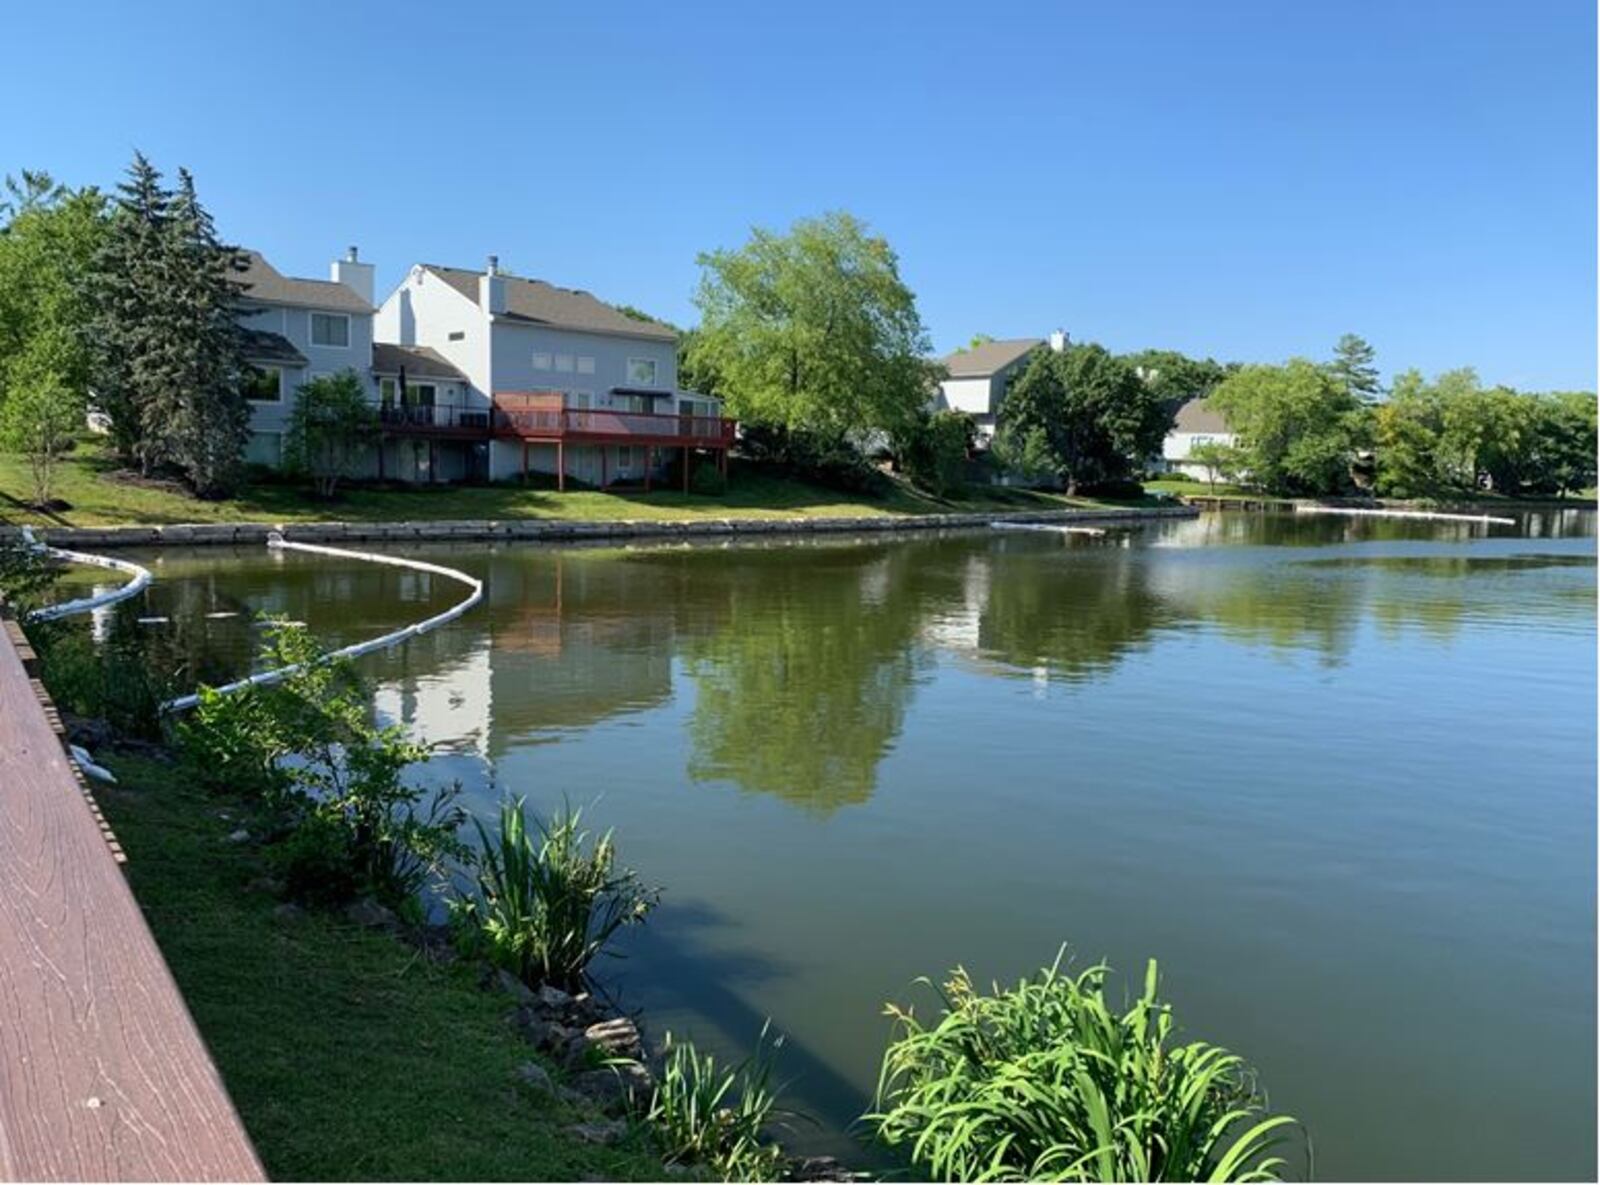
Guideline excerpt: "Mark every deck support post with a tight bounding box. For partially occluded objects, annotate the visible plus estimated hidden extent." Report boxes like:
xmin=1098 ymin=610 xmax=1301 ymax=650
xmin=521 ymin=440 xmax=528 ymax=484
xmin=601 ymin=446 xmax=608 ymax=490
xmin=644 ymin=446 xmax=652 ymax=493
xmin=682 ymin=445 xmax=690 ymax=493
xmin=558 ymin=440 xmax=565 ymax=492
xmin=719 ymin=447 xmax=728 ymax=478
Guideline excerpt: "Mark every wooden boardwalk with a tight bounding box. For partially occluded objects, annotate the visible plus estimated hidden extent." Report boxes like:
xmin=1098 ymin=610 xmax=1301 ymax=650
xmin=0 ymin=615 xmax=262 ymax=1181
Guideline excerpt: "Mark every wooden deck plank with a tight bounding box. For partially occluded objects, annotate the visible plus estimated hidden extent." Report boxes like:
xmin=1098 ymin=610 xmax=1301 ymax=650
xmin=0 ymin=620 xmax=263 ymax=1182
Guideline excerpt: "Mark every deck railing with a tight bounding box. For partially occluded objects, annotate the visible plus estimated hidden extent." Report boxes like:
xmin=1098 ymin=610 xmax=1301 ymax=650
xmin=376 ymin=404 xmax=491 ymax=432
xmin=491 ymin=393 xmax=734 ymax=445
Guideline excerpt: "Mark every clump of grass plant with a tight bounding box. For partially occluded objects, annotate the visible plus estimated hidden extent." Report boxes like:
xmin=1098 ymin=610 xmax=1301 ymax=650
xmin=643 ymin=1025 xmax=789 ymax=1181
xmin=451 ymin=796 xmax=658 ymax=991
xmin=867 ymin=953 xmax=1304 ymax=1182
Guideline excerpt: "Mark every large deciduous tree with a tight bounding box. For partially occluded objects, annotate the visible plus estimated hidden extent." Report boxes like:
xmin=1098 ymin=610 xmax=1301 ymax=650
xmin=686 ymin=212 xmax=938 ymax=448
xmin=995 ymin=343 xmax=1171 ymax=493
xmin=86 ymin=153 xmax=249 ymax=495
xmin=1208 ymin=359 xmax=1362 ymax=495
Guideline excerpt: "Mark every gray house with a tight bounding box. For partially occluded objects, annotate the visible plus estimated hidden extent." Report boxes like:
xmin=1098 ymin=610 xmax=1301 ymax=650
xmin=1160 ymin=398 xmax=1237 ymax=480
xmin=374 ymin=258 xmax=730 ymax=488
xmin=236 ymin=248 xmax=378 ymax=468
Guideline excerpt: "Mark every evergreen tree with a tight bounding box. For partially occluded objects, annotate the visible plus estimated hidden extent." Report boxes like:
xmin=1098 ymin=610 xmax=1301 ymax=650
xmin=166 ymin=168 xmax=249 ymax=496
xmin=1329 ymin=333 xmax=1381 ymax=403
xmin=87 ymin=152 xmax=175 ymax=472
xmin=86 ymin=154 xmax=248 ymax=493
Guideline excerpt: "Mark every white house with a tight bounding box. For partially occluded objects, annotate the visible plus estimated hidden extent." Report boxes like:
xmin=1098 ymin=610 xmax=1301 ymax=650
xmin=933 ymin=332 xmax=1067 ymax=444
xmin=236 ymin=248 xmax=378 ymax=469
xmin=374 ymin=257 xmax=730 ymax=489
xmin=1160 ymin=398 xmax=1237 ymax=480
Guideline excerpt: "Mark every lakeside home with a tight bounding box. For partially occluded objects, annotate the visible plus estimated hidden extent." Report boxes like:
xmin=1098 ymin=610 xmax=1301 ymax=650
xmin=1160 ymin=397 xmax=1237 ymax=480
xmin=235 ymin=249 xmax=732 ymax=490
xmin=375 ymin=258 xmax=731 ymax=489
xmin=932 ymin=334 xmax=1049 ymax=444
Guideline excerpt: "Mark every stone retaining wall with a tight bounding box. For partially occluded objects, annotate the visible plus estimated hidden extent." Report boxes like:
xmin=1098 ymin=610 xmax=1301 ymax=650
xmin=3 ymin=505 xmax=1198 ymax=550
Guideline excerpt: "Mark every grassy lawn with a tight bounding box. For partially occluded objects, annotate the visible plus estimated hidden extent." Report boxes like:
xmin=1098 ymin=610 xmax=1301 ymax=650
xmin=97 ymin=754 xmax=664 ymax=1181
xmin=1142 ymin=478 xmax=1261 ymax=499
xmin=1 ymin=439 xmax=1123 ymax=528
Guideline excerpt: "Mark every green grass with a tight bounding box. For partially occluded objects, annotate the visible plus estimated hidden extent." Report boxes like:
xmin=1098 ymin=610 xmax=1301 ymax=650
xmin=95 ymin=754 xmax=665 ymax=1181
xmin=1142 ymin=478 xmax=1262 ymax=500
xmin=1 ymin=439 xmax=1121 ymax=528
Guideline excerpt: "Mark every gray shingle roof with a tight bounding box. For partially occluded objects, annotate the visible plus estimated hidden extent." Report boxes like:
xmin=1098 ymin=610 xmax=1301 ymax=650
xmin=371 ymin=343 xmax=468 ymax=382
xmin=941 ymin=338 xmax=1043 ymax=378
xmin=424 ymin=265 xmax=677 ymax=342
xmin=1172 ymin=398 xmax=1231 ymax=434
xmin=240 ymin=328 xmax=308 ymax=366
xmin=236 ymin=250 xmax=374 ymax=314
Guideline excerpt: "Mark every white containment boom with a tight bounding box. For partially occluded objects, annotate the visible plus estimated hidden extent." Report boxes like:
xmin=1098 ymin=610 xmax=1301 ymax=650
xmin=161 ymin=534 xmax=484 ymax=713
xmin=20 ymin=526 xmax=155 ymax=623
xmin=1292 ymin=505 xmax=1516 ymax=526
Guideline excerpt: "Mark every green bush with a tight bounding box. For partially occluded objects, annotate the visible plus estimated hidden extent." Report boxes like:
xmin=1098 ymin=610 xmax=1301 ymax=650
xmin=30 ymin=621 xmax=174 ymax=740
xmin=177 ymin=619 xmax=467 ymax=909
xmin=690 ymin=459 xmax=728 ymax=496
xmin=644 ymin=1026 xmax=788 ymax=1181
xmin=869 ymin=954 xmax=1302 ymax=1182
xmin=900 ymin=410 xmax=977 ymax=497
xmin=450 ymin=796 xmax=657 ymax=990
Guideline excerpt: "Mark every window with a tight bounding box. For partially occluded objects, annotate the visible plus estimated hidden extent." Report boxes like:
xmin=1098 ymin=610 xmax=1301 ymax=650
xmin=565 ymin=391 xmax=592 ymax=410
xmin=617 ymin=446 xmax=637 ymax=469
xmin=379 ymin=377 xmax=397 ymax=406
xmin=678 ymin=397 xmax=716 ymax=418
xmin=627 ymin=358 xmax=658 ymax=387
xmin=244 ymin=365 xmax=282 ymax=403
xmin=310 ymin=312 xmax=350 ymax=348
xmin=448 ymin=330 xmax=465 ymax=341
xmin=404 ymin=383 xmax=437 ymax=408
xmin=554 ymin=354 xmax=575 ymax=373
xmin=576 ymin=355 xmax=595 ymax=375
xmin=532 ymin=352 xmax=552 ymax=370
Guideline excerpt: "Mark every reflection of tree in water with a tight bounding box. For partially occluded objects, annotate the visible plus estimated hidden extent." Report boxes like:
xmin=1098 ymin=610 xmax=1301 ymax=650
xmin=678 ymin=542 xmax=942 ymax=816
xmin=972 ymin=541 xmax=1177 ymax=681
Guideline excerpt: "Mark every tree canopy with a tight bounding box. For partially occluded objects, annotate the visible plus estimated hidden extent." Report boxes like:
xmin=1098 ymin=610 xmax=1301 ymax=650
xmin=686 ymin=211 xmax=938 ymax=443
xmin=1329 ymin=333 xmax=1382 ymax=403
xmin=995 ymin=343 xmax=1171 ymax=493
xmin=1208 ymin=359 xmax=1364 ymax=494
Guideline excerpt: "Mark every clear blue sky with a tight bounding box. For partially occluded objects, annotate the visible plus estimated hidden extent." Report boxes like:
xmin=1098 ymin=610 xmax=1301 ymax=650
xmin=5 ymin=0 xmax=1594 ymax=390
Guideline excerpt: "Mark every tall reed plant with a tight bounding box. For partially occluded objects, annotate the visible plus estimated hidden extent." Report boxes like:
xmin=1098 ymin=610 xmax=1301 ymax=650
xmin=867 ymin=953 xmax=1304 ymax=1182
xmin=644 ymin=1025 xmax=789 ymax=1182
xmin=452 ymin=796 xmax=657 ymax=990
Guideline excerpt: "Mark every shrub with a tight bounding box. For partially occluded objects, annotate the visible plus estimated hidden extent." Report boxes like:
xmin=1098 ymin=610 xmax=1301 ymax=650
xmin=899 ymin=410 xmax=977 ymax=497
xmin=690 ymin=459 xmax=728 ymax=496
xmin=30 ymin=621 xmax=174 ymax=740
xmin=177 ymin=619 xmax=467 ymax=909
xmin=644 ymin=1026 xmax=788 ymax=1181
xmin=868 ymin=954 xmax=1302 ymax=1182
xmin=451 ymin=796 xmax=657 ymax=990
xmin=736 ymin=423 xmax=884 ymax=494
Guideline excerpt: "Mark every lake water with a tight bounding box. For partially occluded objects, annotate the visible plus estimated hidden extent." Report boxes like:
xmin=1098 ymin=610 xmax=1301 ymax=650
xmin=59 ymin=510 xmax=1597 ymax=1180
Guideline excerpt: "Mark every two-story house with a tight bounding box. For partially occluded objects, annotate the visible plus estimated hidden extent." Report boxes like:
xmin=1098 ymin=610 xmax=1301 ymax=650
xmin=374 ymin=257 xmax=730 ymax=490
xmin=236 ymin=248 xmax=479 ymax=483
xmin=933 ymin=333 xmax=1060 ymax=444
xmin=236 ymin=248 xmax=379 ymax=468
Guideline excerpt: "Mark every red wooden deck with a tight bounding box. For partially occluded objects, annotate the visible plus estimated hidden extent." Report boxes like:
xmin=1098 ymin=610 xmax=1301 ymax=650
xmin=0 ymin=614 xmax=263 ymax=1182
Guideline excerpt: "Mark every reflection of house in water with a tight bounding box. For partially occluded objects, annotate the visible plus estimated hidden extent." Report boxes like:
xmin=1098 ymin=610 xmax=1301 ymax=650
xmin=374 ymin=638 xmax=493 ymax=761
xmin=485 ymin=553 xmax=676 ymax=758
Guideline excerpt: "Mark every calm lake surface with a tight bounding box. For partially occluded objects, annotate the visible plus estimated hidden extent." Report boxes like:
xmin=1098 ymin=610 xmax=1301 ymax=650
xmin=63 ymin=510 xmax=1597 ymax=1179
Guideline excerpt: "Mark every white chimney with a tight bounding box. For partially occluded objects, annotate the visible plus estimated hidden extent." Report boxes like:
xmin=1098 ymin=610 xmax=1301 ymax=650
xmin=331 ymin=245 xmax=374 ymax=305
xmin=1049 ymin=328 xmax=1069 ymax=353
xmin=479 ymin=255 xmax=506 ymax=315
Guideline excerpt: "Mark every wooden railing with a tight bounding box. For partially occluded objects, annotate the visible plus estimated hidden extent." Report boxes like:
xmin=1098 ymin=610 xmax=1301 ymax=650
xmin=0 ymin=612 xmax=263 ymax=1181
xmin=492 ymin=392 xmax=735 ymax=445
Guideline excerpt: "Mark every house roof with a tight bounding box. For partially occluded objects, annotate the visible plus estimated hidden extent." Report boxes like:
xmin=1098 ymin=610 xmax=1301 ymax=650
xmin=1172 ymin=398 xmax=1231 ymax=434
xmin=371 ymin=343 xmax=468 ymax=382
xmin=941 ymin=338 xmax=1043 ymax=378
xmin=423 ymin=265 xmax=677 ymax=342
xmin=236 ymin=250 xmax=374 ymax=314
xmin=240 ymin=329 xmax=308 ymax=367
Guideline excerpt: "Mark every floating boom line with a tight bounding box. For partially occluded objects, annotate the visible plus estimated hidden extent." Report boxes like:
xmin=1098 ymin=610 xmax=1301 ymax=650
xmin=989 ymin=521 xmax=1108 ymax=537
xmin=21 ymin=526 xmax=154 ymax=622
xmin=161 ymin=534 xmax=484 ymax=713
xmin=1292 ymin=506 xmax=1516 ymax=526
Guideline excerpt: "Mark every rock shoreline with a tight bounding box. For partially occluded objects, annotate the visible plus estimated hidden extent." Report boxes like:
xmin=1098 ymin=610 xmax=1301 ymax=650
xmin=4 ymin=504 xmax=1197 ymax=550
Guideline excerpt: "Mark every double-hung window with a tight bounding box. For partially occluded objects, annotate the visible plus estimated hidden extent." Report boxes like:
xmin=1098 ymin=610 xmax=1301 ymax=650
xmin=310 ymin=312 xmax=350 ymax=348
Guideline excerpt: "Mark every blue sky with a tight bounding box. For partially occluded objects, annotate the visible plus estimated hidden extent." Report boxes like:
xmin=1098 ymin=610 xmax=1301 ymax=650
xmin=4 ymin=0 xmax=1594 ymax=390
